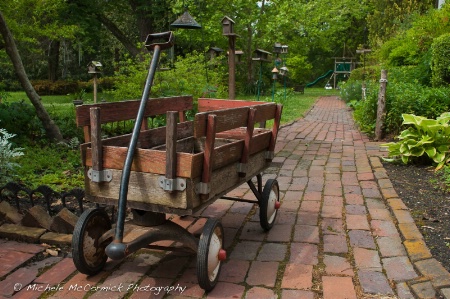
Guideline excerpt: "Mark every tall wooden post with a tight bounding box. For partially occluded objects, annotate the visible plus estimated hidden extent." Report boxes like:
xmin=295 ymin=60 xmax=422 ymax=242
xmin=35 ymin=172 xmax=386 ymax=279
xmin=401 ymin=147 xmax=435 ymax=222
xmin=228 ymin=35 xmax=236 ymax=99
xmin=222 ymin=16 xmax=237 ymax=100
xmin=93 ymin=73 xmax=98 ymax=103
xmin=375 ymin=69 xmax=388 ymax=141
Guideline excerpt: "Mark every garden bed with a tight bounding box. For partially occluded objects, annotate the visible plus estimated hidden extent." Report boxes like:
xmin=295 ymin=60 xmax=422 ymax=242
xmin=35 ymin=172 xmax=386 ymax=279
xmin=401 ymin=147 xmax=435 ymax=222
xmin=383 ymin=162 xmax=450 ymax=272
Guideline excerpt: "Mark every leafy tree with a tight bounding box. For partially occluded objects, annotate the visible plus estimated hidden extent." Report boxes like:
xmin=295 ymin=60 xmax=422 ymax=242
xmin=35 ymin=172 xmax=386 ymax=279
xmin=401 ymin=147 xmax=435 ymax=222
xmin=0 ymin=10 xmax=63 ymax=141
xmin=366 ymin=0 xmax=434 ymax=48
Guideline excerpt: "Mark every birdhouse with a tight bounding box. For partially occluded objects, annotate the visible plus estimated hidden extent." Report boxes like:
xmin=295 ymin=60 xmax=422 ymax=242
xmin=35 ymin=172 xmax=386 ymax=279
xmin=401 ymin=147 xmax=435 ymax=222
xmin=272 ymin=67 xmax=279 ymax=80
xmin=279 ymin=66 xmax=289 ymax=76
xmin=273 ymin=43 xmax=282 ymax=54
xmin=253 ymin=49 xmax=271 ymax=62
xmin=227 ymin=50 xmax=244 ymax=63
xmin=221 ymin=16 xmax=235 ymax=35
xmin=281 ymin=45 xmax=289 ymax=54
xmin=207 ymin=47 xmax=224 ymax=60
xmin=88 ymin=61 xmax=102 ymax=74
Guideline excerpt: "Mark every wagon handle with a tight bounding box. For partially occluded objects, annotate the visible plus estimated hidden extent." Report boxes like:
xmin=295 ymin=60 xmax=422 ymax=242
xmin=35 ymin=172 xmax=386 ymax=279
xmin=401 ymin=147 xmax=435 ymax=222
xmin=145 ymin=31 xmax=174 ymax=51
xmin=106 ymin=32 xmax=173 ymax=259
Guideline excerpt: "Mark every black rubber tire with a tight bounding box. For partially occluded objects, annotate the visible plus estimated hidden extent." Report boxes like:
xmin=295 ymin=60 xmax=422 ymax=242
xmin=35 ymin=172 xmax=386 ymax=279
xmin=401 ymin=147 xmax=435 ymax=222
xmin=259 ymin=179 xmax=280 ymax=231
xmin=72 ymin=208 xmax=112 ymax=275
xmin=197 ymin=218 xmax=224 ymax=291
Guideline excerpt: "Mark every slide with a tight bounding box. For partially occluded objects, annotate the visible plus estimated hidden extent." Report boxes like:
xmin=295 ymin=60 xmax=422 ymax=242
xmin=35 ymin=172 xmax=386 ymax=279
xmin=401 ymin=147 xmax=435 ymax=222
xmin=306 ymin=70 xmax=333 ymax=87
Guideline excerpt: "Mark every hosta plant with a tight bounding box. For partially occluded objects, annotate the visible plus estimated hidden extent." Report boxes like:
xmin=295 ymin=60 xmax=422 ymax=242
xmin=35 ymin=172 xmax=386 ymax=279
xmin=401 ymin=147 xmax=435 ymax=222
xmin=381 ymin=113 xmax=450 ymax=170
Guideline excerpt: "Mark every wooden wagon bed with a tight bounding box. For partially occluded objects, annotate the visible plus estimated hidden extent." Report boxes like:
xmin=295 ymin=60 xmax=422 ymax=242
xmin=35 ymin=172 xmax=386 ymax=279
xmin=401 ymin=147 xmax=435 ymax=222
xmin=76 ymin=96 xmax=282 ymax=215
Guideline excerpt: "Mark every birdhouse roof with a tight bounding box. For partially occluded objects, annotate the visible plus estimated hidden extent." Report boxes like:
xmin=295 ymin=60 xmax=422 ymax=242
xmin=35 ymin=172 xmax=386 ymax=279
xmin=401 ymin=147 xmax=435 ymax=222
xmin=88 ymin=61 xmax=102 ymax=67
xmin=221 ymin=16 xmax=235 ymax=24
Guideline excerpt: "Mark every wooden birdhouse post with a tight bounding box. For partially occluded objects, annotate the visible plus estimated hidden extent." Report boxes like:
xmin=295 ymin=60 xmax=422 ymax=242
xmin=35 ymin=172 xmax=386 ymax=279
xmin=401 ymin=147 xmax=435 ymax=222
xmin=88 ymin=61 xmax=102 ymax=103
xmin=222 ymin=16 xmax=237 ymax=99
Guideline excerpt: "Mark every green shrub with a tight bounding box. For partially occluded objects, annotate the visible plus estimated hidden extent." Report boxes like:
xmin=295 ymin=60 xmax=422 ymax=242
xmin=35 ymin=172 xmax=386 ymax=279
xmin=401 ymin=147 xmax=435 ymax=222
xmin=339 ymin=80 xmax=364 ymax=103
xmin=382 ymin=113 xmax=450 ymax=169
xmin=349 ymin=81 xmax=379 ymax=136
xmin=346 ymin=74 xmax=450 ymax=137
xmin=385 ymin=83 xmax=450 ymax=135
xmin=108 ymin=52 xmax=227 ymax=101
xmin=431 ymin=33 xmax=450 ymax=87
xmin=0 ymin=100 xmax=44 ymax=141
xmin=31 ymin=80 xmax=80 ymax=95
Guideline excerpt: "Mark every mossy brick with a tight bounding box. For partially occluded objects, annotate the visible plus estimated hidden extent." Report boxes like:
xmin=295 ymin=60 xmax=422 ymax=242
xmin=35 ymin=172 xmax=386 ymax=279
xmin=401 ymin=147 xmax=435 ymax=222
xmin=40 ymin=232 xmax=72 ymax=245
xmin=21 ymin=205 xmax=52 ymax=230
xmin=0 ymin=223 xmax=46 ymax=243
xmin=49 ymin=207 xmax=78 ymax=234
xmin=414 ymin=258 xmax=450 ymax=288
xmin=398 ymin=223 xmax=424 ymax=240
xmin=410 ymin=281 xmax=437 ymax=299
xmin=388 ymin=198 xmax=409 ymax=210
xmin=403 ymin=239 xmax=432 ymax=262
xmin=0 ymin=201 xmax=23 ymax=224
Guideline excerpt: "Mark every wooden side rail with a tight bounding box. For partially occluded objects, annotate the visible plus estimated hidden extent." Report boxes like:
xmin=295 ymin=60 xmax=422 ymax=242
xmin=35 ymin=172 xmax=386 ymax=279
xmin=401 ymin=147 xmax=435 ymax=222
xmin=198 ymin=98 xmax=268 ymax=112
xmin=76 ymin=96 xmax=193 ymax=142
xmin=194 ymin=99 xmax=283 ymax=195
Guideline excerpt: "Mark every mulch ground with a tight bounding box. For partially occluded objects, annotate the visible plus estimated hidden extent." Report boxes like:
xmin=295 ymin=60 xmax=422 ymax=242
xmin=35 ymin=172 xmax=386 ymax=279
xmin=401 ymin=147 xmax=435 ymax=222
xmin=383 ymin=161 xmax=450 ymax=272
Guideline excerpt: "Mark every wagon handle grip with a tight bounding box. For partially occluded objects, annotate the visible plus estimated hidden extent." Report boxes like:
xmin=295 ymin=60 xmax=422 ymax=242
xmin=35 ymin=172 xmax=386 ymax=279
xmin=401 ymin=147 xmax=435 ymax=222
xmin=145 ymin=31 xmax=174 ymax=51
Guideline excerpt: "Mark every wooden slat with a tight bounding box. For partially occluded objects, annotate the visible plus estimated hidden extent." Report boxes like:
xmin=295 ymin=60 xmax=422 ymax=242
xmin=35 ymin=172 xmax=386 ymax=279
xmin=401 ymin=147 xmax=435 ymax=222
xmin=253 ymin=103 xmax=277 ymax=123
xmin=85 ymin=146 xmax=202 ymax=178
xmin=198 ymin=98 xmax=267 ymax=111
xmin=250 ymin=131 xmax=272 ymax=155
xmin=76 ymin=96 xmax=193 ymax=127
xmin=202 ymin=114 xmax=217 ymax=185
xmin=239 ymin=108 xmax=256 ymax=174
xmin=165 ymin=112 xmax=178 ymax=180
xmin=85 ymin=121 xmax=193 ymax=149
xmin=90 ymin=107 xmax=102 ymax=171
xmin=194 ymin=107 xmax=249 ymax=138
xmin=84 ymin=169 xmax=191 ymax=209
xmin=268 ymin=104 xmax=283 ymax=156
xmin=211 ymin=140 xmax=244 ymax=170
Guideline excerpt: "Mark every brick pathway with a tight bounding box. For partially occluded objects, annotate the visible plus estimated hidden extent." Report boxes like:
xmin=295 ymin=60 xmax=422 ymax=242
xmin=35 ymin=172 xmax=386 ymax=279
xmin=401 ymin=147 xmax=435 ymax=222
xmin=1 ymin=96 xmax=450 ymax=298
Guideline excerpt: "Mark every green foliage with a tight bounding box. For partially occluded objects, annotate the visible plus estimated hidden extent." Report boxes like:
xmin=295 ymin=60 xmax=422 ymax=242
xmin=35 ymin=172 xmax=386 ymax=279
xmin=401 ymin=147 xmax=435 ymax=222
xmin=386 ymin=83 xmax=450 ymax=136
xmin=285 ymin=55 xmax=313 ymax=85
xmin=367 ymin=0 xmax=434 ymax=47
xmin=375 ymin=4 xmax=450 ymax=86
xmin=348 ymin=81 xmax=379 ymax=136
xmin=382 ymin=113 xmax=450 ymax=169
xmin=108 ymin=52 xmax=227 ymax=101
xmin=339 ymin=81 xmax=364 ymax=103
xmin=431 ymin=33 xmax=450 ymax=87
xmin=15 ymin=143 xmax=84 ymax=191
xmin=345 ymin=70 xmax=450 ymax=137
xmin=0 ymin=128 xmax=24 ymax=185
xmin=0 ymin=100 xmax=43 ymax=141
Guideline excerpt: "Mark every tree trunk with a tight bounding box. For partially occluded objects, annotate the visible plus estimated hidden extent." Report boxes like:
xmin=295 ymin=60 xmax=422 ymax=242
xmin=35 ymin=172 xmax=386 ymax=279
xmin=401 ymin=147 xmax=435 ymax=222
xmin=48 ymin=40 xmax=60 ymax=82
xmin=95 ymin=13 xmax=141 ymax=58
xmin=0 ymin=10 xmax=63 ymax=142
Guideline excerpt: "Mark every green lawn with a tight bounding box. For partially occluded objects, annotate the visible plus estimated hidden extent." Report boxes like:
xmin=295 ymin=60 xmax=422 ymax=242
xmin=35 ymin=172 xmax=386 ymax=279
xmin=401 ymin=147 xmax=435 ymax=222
xmin=237 ymin=87 xmax=340 ymax=125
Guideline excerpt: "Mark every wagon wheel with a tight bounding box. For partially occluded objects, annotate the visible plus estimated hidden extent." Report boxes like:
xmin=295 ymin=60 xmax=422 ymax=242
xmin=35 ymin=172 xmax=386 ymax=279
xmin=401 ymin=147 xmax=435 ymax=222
xmin=197 ymin=218 xmax=226 ymax=291
xmin=259 ymin=179 xmax=280 ymax=231
xmin=72 ymin=208 xmax=112 ymax=275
